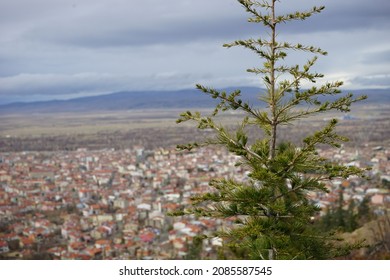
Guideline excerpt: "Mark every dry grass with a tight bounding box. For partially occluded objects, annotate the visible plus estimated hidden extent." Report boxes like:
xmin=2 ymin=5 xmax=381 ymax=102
xmin=0 ymin=105 xmax=388 ymax=139
xmin=342 ymin=215 xmax=390 ymax=259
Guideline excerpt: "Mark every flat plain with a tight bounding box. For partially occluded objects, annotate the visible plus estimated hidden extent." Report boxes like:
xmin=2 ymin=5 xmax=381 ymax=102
xmin=0 ymin=104 xmax=389 ymax=152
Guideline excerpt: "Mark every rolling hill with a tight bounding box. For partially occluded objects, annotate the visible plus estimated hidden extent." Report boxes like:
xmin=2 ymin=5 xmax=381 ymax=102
xmin=0 ymin=87 xmax=388 ymax=114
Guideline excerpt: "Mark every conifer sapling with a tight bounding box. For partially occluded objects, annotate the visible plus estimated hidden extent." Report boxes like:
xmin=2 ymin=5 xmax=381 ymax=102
xmin=174 ymin=0 xmax=367 ymax=259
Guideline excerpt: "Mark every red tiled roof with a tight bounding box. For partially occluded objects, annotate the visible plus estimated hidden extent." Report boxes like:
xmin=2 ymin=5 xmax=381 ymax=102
xmin=95 ymin=239 xmax=110 ymax=246
xmin=139 ymin=232 xmax=155 ymax=243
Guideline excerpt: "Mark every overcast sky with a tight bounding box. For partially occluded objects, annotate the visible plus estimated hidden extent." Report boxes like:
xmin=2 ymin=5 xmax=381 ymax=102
xmin=0 ymin=0 xmax=389 ymax=104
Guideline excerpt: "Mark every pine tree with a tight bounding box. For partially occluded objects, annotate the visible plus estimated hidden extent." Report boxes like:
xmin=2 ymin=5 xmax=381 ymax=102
xmin=346 ymin=199 xmax=358 ymax=232
xmin=317 ymin=195 xmax=358 ymax=233
xmin=321 ymin=206 xmax=333 ymax=231
xmin=186 ymin=236 xmax=203 ymax=260
xmin=174 ymin=0 xmax=366 ymax=259
xmin=335 ymin=190 xmax=346 ymax=229
xmin=357 ymin=196 xmax=372 ymax=225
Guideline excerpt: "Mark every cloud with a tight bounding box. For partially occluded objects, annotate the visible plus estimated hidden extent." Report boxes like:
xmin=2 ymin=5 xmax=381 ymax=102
xmin=18 ymin=1 xmax=244 ymax=48
xmin=0 ymin=72 xmax=201 ymax=98
xmin=0 ymin=73 xmax=116 ymax=96
xmin=360 ymin=49 xmax=390 ymax=65
xmin=351 ymin=74 xmax=390 ymax=89
xmin=296 ymin=0 xmax=390 ymax=33
xmin=8 ymin=0 xmax=390 ymax=49
xmin=0 ymin=69 xmax=262 ymax=104
xmin=0 ymin=0 xmax=389 ymax=103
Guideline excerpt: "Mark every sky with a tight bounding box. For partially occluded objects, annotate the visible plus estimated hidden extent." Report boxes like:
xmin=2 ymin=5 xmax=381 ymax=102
xmin=0 ymin=0 xmax=389 ymax=104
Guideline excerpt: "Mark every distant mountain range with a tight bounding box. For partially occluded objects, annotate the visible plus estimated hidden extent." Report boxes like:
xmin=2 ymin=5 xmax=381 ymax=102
xmin=0 ymin=87 xmax=388 ymax=114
